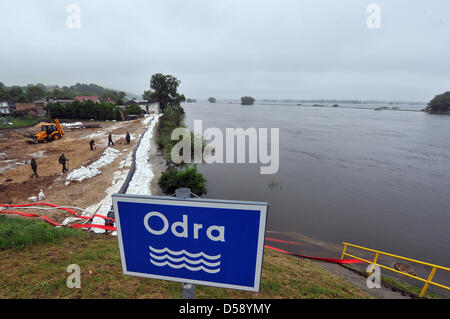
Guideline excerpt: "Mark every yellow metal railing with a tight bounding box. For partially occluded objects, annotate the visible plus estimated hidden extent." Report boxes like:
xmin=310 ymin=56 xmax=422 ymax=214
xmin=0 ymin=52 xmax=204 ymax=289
xmin=341 ymin=242 xmax=450 ymax=298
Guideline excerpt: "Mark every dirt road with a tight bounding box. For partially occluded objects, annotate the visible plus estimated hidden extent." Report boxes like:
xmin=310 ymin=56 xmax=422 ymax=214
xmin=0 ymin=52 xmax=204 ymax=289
xmin=0 ymin=118 xmax=154 ymax=224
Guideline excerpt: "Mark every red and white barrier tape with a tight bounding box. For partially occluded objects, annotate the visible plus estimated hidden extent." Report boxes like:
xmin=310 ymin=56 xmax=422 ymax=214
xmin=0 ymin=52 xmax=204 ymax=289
xmin=0 ymin=202 xmax=116 ymax=231
xmin=1 ymin=203 xmax=366 ymax=263
xmin=264 ymin=242 xmax=365 ymax=264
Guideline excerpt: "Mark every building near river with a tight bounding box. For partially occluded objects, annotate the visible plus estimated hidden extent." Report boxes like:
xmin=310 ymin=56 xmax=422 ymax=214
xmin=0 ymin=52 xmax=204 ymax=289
xmin=123 ymin=100 xmax=160 ymax=114
xmin=145 ymin=102 xmax=160 ymax=114
xmin=0 ymin=101 xmax=12 ymax=115
xmin=14 ymin=102 xmax=45 ymax=117
xmin=74 ymin=96 xmax=100 ymax=103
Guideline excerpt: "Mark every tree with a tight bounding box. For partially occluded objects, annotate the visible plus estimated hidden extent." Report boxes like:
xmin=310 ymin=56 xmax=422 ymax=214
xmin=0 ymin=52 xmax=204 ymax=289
xmin=8 ymin=87 xmax=25 ymax=102
xmin=208 ymin=97 xmax=216 ymax=103
xmin=241 ymin=96 xmax=255 ymax=105
xmin=46 ymin=100 xmax=122 ymax=121
xmin=142 ymin=90 xmax=155 ymax=102
xmin=100 ymin=91 xmax=120 ymax=103
xmin=158 ymin=165 xmax=207 ymax=196
xmin=0 ymin=82 xmax=8 ymax=100
xmin=52 ymin=88 xmax=73 ymax=99
xmin=145 ymin=73 xmax=186 ymax=111
xmin=124 ymin=104 xmax=144 ymax=115
xmin=26 ymin=85 xmax=47 ymax=101
xmin=426 ymin=91 xmax=450 ymax=113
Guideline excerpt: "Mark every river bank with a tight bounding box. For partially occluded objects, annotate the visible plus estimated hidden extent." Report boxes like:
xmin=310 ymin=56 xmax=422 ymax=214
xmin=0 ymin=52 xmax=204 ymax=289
xmin=0 ymin=109 xmax=444 ymax=299
xmin=0 ymin=230 xmax=372 ymax=299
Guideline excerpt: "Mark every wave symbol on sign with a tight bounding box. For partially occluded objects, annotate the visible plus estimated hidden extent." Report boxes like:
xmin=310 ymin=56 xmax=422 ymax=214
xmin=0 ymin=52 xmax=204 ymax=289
xmin=149 ymin=246 xmax=221 ymax=274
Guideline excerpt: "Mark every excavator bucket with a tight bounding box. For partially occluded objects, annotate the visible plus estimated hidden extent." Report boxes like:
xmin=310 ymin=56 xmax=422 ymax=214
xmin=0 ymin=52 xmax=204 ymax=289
xmin=53 ymin=119 xmax=65 ymax=137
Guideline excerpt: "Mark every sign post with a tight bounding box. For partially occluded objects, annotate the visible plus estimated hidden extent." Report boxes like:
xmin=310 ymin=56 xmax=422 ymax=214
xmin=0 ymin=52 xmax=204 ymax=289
xmin=175 ymin=188 xmax=196 ymax=299
xmin=112 ymin=192 xmax=268 ymax=293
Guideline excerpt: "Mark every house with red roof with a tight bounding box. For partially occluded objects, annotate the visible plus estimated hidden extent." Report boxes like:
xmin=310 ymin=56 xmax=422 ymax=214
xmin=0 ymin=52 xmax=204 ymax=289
xmin=75 ymin=96 xmax=100 ymax=103
xmin=104 ymin=97 xmax=116 ymax=104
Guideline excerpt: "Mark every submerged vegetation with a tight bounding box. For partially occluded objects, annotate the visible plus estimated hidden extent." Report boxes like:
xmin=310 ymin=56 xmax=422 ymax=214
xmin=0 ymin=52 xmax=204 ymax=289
xmin=426 ymin=91 xmax=450 ymax=113
xmin=157 ymin=104 xmax=187 ymax=163
xmin=241 ymin=96 xmax=255 ymax=105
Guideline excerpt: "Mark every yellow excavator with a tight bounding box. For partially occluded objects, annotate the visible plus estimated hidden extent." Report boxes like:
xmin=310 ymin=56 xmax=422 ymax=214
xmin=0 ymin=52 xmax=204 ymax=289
xmin=28 ymin=119 xmax=65 ymax=143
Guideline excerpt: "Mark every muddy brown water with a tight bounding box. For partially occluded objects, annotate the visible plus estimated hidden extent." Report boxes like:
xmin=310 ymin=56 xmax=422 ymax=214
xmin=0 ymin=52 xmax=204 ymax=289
xmin=182 ymin=101 xmax=450 ymax=297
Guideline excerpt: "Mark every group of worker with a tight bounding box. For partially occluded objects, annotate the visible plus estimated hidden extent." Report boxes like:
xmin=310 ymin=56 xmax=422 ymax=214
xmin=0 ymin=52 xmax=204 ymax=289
xmin=30 ymin=131 xmax=131 ymax=178
xmin=89 ymin=132 xmax=130 ymax=150
xmin=30 ymin=153 xmax=68 ymax=178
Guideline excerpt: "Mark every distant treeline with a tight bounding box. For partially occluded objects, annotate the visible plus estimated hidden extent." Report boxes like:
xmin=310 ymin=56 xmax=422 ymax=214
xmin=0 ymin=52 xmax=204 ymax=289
xmin=0 ymin=82 xmax=129 ymax=104
xmin=259 ymin=99 xmax=425 ymax=105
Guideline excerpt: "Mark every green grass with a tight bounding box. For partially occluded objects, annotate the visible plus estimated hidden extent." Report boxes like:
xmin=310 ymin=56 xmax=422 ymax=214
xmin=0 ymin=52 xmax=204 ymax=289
xmin=343 ymin=264 xmax=443 ymax=299
xmin=0 ymin=215 xmax=85 ymax=250
xmin=0 ymin=117 xmax=49 ymax=129
xmin=0 ymin=232 xmax=372 ymax=299
xmin=381 ymin=275 xmax=443 ymax=299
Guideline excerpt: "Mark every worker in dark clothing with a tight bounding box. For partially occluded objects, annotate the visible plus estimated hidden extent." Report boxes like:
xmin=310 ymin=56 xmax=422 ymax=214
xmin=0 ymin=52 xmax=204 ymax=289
xmin=59 ymin=153 xmax=69 ymax=173
xmin=89 ymin=139 xmax=96 ymax=150
xmin=126 ymin=132 xmax=131 ymax=145
xmin=108 ymin=133 xmax=114 ymax=147
xmin=30 ymin=158 xmax=39 ymax=178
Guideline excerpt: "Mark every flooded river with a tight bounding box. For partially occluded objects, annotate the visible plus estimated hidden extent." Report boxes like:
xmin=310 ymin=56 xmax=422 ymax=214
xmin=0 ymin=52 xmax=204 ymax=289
xmin=182 ymin=101 xmax=450 ymax=295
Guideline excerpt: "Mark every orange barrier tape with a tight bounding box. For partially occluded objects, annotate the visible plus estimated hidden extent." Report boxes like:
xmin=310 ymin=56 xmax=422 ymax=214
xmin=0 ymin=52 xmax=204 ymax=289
xmin=0 ymin=203 xmax=115 ymax=222
xmin=0 ymin=202 xmax=116 ymax=231
xmin=0 ymin=203 xmax=370 ymax=262
xmin=70 ymin=223 xmax=117 ymax=231
xmin=264 ymin=244 xmax=365 ymax=264
xmin=265 ymin=237 xmax=304 ymax=246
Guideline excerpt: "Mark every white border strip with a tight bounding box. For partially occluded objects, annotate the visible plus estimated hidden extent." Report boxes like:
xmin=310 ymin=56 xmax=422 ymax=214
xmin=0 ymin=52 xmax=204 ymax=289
xmin=112 ymin=194 xmax=268 ymax=292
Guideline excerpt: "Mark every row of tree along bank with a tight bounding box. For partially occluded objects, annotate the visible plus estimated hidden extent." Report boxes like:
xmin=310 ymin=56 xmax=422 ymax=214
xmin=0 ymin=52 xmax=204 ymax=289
xmin=46 ymin=100 xmax=144 ymax=121
xmin=0 ymin=82 xmax=129 ymax=104
xmin=146 ymin=73 xmax=208 ymax=196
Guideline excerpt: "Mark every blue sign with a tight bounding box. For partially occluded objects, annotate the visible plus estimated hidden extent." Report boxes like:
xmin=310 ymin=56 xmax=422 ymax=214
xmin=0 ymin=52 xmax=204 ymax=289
xmin=112 ymin=194 xmax=268 ymax=292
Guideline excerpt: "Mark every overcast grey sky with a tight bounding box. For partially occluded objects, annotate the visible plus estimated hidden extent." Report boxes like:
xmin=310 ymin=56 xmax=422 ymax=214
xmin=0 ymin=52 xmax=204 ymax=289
xmin=0 ymin=0 xmax=449 ymax=101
